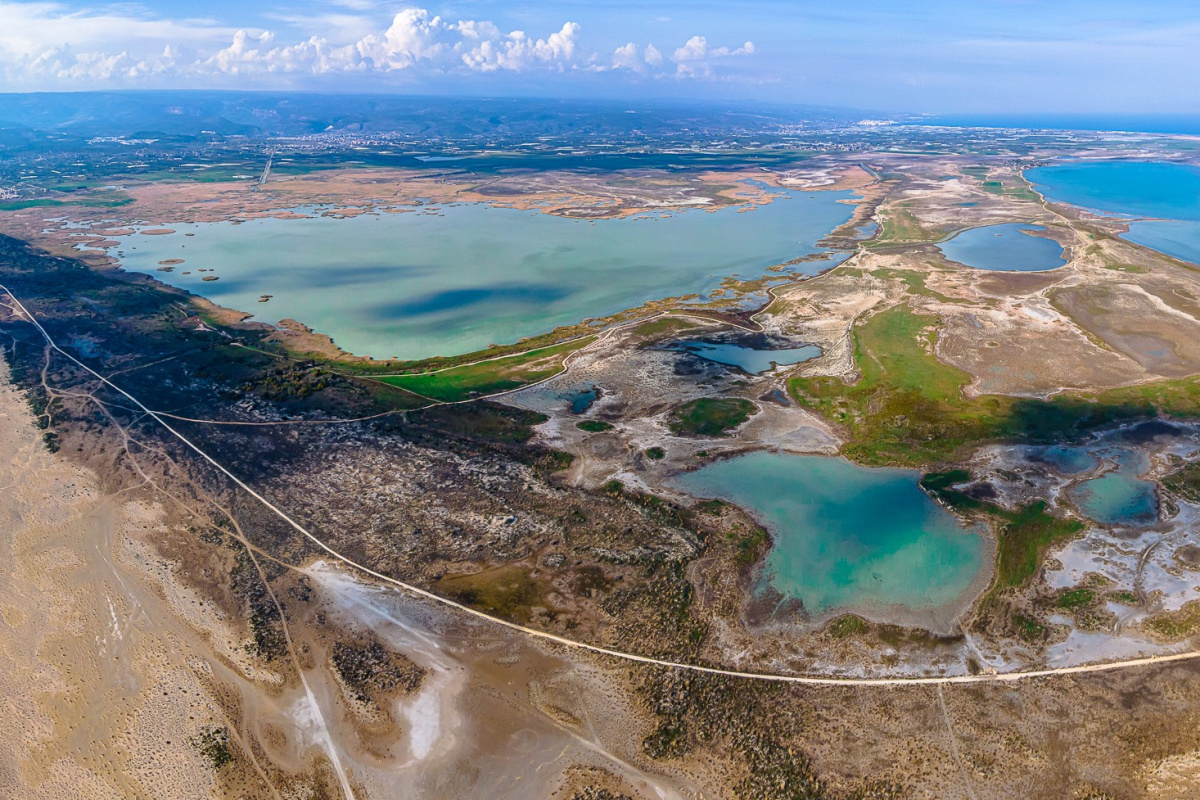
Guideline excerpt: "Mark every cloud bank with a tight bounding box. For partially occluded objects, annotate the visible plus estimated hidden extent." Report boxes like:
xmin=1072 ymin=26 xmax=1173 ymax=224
xmin=0 ymin=2 xmax=756 ymax=89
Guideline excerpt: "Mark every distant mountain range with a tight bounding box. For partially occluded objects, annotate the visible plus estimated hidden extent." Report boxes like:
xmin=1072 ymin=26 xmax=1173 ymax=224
xmin=0 ymin=91 xmax=886 ymax=142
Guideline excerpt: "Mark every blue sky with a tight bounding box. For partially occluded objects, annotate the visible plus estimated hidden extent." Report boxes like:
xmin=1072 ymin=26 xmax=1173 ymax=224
xmin=1 ymin=0 xmax=1197 ymax=112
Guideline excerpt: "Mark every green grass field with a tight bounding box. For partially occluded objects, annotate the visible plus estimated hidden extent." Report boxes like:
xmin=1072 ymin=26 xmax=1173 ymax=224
xmin=872 ymin=268 xmax=954 ymax=302
xmin=669 ymin=398 xmax=757 ymax=437
xmin=873 ymin=203 xmax=937 ymax=244
xmin=630 ymin=316 xmax=699 ymax=338
xmin=0 ymin=194 xmax=133 ymax=211
xmin=379 ymin=337 xmax=593 ymax=402
xmin=979 ymin=177 xmax=1042 ymax=203
xmin=790 ymin=304 xmax=1200 ymax=467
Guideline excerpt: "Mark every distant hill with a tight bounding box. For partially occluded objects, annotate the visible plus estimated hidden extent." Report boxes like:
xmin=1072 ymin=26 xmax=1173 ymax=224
xmin=0 ymin=91 xmax=880 ymax=141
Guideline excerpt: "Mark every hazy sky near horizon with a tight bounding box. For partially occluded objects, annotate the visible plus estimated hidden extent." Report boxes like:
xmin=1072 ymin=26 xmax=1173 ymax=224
xmin=1 ymin=0 xmax=1197 ymax=112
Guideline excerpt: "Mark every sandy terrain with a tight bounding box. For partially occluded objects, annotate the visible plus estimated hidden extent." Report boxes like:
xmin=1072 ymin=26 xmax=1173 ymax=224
xmin=0 ymin=356 xmax=220 ymax=798
xmin=0 ymin=342 xmax=716 ymax=799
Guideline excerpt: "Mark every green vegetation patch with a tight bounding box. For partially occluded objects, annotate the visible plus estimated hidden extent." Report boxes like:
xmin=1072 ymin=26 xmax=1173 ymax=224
xmin=873 ymin=267 xmax=954 ymax=302
xmin=871 ymin=202 xmax=946 ymax=245
xmin=980 ymin=178 xmax=1041 ymax=203
xmin=437 ymin=565 xmax=550 ymax=624
xmin=1013 ymin=614 xmax=1047 ymax=642
xmin=0 ymin=198 xmax=69 ymax=211
xmin=1056 ymin=588 xmax=1096 ymax=610
xmin=988 ymin=501 xmax=1085 ymax=596
xmin=791 ymin=305 xmax=1200 ymax=467
xmin=577 ymin=419 xmax=615 ymax=432
xmin=645 ymin=446 xmax=666 ymax=460
xmin=1103 ymin=262 xmax=1147 ymax=274
xmin=669 ymin=397 xmax=757 ymax=437
xmin=827 ymin=614 xmax=868 ymax=639
xmin=1145 ymin=600 xmax=1200 ymax=639
xmin=405 ymin=402 xmax=547 ymax=444
xmin=1164 ymin=461 xmax=1200 ymax=502
xmin=922 ymin=472 xmax=1085 ymax=595
xmin=631 ymin=316 xmax=700 ymax=340
xmin=791 ymin=306 xmax=1003 ymax=463
xmin=190 ymin=726 xmax=233 ymax=770
xmin=726 ymin=526 xmax=769 ymax=568
xmin=0 ymin=192 xmax=134 ymax=211
xmin=380 ymin=337 xmax=593 ymax=402
xmin=919 ymin=469 xmax=972 ymax=496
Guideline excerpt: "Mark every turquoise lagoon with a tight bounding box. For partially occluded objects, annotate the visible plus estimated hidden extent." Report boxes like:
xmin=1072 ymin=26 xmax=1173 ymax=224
xmin=1025 ymin=438 xmax=1160 ymax=527
xmin=672 ymin=452 xmax=986 ymax=616
xmin=1066 ymin=450 xmax=1158 ymax=527
xmin=937 ymin=223 xmax=1067 ymax=272
xmin=1028 ymin=161 xmax=1200 ymax=265
xmin=109 ymin=191 xmax=854 ymax=360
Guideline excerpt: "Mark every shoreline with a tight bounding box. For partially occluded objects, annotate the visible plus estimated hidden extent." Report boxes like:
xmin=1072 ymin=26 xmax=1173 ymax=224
xmin=29 ymin=187 xmax=873 ymax=370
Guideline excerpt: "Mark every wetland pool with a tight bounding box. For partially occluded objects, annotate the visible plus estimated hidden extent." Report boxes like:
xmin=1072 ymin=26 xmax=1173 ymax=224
xmin=670 ymin=340 xmax=820 ymax=374
xmin=105 ymin=190 xmax=855 ymax=360
xmin=936 ymin=223 xmax=1067 ymax=272
xmin=672 ymin=452 xmax=987 ymax=621
xmin=566 ymin=387 xmax=600 ymax=414
xmin=1028 ymin=161 xmax=1200 ymax=265
xmin=1066 ymin=450 xmax=1158 ymax=527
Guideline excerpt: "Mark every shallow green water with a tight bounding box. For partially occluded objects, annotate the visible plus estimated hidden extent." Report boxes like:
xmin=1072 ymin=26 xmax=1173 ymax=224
xmin=1067 ymin=450 xmax=1158 ymax=526
xmin=672 ymin=341 xmax=820 ymax=374
xmin=109 ymin=190 xmax=854 ymax=360
xmin=937 ymin=223 xmax=1067 ymax=272
xmin=1028 ymin=161 xmax=1200 ymax=265
xmin=672 ymin=452 xmax=986 ymax=615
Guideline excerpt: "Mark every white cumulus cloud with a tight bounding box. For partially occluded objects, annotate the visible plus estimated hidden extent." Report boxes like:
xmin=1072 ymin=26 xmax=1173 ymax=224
xmin=357 ymin=8 xmax=453 ymax=70
xmin=671 ymin=35 xmax=755 ymax=78
xmin=608 ymin=41 xmax=673 ymax=73
xmin=462 ymin=22 xmax=580 ymax=72
xmin=0 ymin=3 xmax=756 ymax=88
xmin=200 ymin=12 xmax=582 ymax=77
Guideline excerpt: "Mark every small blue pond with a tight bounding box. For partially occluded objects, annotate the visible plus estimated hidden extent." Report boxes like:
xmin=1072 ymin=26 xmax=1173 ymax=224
xmin=672 ymin=341 xmax=820 ymax=375
xmin=1067 ymin=450 xmax=1158 ymax=526
xmin=566 ymin=387 xmax=600 ymax=414
xmin=937 ymin=223 xmax=1068 ymax=272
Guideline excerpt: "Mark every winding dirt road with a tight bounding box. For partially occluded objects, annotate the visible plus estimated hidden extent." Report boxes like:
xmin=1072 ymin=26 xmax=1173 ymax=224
xmin=4 ymin=282 xmax=1200 ymax=688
